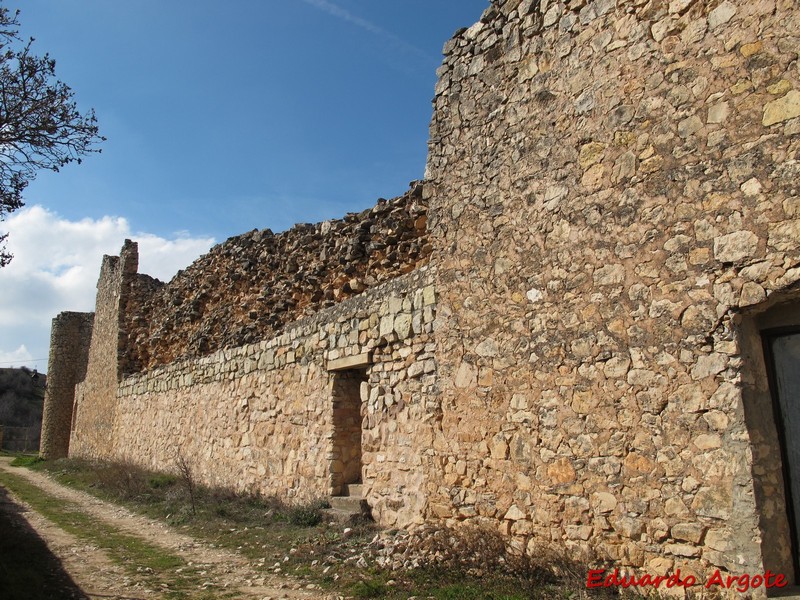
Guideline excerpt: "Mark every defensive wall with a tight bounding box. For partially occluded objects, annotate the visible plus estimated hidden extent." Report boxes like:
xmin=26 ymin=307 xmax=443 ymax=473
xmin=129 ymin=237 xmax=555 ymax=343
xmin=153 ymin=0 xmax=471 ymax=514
xmin=423 ymin=0 xmax=799 ymax=585
xmin=124 ymin=185 xmax=429 ymax=372
xmin=64 ymin=185 xmax=437 ymax=528
xmin=110 ymin=265 xmax=437 ymax=527
xmin=44 ymin=0 xmax=800 ymax=590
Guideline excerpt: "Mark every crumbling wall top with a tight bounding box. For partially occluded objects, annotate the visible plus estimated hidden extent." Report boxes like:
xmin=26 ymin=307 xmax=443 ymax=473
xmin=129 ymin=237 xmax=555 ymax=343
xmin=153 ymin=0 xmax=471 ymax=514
xmin=124 ymin=184 xmax=430 ymax=373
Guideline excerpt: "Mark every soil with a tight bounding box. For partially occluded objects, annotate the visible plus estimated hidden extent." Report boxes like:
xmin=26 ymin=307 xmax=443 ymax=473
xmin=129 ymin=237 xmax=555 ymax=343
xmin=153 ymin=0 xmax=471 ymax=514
xmin=0 ymin=457 xmax=336 ymax=600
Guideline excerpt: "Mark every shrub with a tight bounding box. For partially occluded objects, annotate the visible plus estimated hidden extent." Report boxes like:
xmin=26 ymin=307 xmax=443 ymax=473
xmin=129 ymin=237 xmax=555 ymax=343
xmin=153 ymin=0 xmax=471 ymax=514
xmin=148 ymin=474 xmax=177 ymax=489
xmin=94 ymin=461 xmax=151 ymax=501
xmin=287 ymin=503 xmax=323 ymax=527
xmin=351 ymin=579 xmax=387 ymax=598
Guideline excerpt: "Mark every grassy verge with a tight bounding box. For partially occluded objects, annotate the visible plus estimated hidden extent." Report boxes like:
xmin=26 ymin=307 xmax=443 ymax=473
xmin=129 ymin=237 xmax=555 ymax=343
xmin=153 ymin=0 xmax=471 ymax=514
xmin=10 ymin=454 xmax=44 ymax=467
xmin=15 ymin=457 xmax=630 ymax=599
xmin=0 ymin=468 xmax=222 ymax=599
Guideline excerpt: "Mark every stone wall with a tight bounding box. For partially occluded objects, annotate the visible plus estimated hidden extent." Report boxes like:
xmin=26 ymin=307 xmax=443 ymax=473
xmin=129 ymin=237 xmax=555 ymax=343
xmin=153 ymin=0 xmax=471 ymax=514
xmin=425 ymin=0 xmax=798 ymax=584
xmin=109 ymin=267 xmax=437 ymax=526
xmin=124 ymin=184 xmax=430 ymax=373
xmin=70 ymin=240 xmax=139 ymax=458
xmin=51 ymin=0 xmax=800 ymax=585
xmin=40 ymin=311 xmax=94 ymax=459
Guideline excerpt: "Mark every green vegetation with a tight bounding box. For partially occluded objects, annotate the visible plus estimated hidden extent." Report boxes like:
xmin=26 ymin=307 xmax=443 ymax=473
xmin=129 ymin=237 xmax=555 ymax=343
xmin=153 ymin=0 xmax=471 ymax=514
xmin=286 ymin=500 xmax=328 ymax=527
xmin=16 ymin=458 xmax=638 ymax=599
xmin=0 ymin=468 xmax=222 ymax=599
xmin=9 ymin=454 xmax=43 ymax=467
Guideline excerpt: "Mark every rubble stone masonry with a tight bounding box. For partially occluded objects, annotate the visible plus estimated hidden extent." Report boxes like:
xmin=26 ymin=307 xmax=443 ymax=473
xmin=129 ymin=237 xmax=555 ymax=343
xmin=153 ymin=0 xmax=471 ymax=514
xmin=124 ymin=185 xmax=430 ymax=373
xmin=70 ymin=240 xmax=138 ymax=458
xmin=47 ymin=0 xmax=800 ymax=591
xmin=424 ymin=0 xmax=798 ymax=586
xmin=111 ymin=267 xmax=437 ymax=527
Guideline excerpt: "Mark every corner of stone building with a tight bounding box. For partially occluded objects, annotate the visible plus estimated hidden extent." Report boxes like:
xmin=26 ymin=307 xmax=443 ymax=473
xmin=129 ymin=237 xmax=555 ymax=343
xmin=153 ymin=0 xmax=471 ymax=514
xmin=40 ymin=311 xmax=94 ymax=459
xmin=117 ymin=239 xmax=141 ymax=378
xmin=69 ymin=240 xmax=142 ymax=459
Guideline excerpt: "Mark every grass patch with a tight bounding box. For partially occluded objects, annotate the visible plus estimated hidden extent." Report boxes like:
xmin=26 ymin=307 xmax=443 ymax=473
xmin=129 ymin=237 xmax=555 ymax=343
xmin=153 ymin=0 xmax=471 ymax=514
xmin=286 ymin=500 xmax=328 ymax=527
xmin=9 ymin=454 xmax=44 ymax=467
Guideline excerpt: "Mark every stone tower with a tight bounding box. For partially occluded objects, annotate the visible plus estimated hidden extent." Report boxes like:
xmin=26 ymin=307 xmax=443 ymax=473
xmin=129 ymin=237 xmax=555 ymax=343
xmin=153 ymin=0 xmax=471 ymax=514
xmin=40 ymin=311 xmax=94 ymax=459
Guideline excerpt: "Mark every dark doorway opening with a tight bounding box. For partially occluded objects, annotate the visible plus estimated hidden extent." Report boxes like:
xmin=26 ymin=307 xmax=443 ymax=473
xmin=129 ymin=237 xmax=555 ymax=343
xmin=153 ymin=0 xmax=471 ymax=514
xmin=330 ymin=369 xmax=367 ymax=496
xmin=763 ymin=327 xmax=800 ymax=582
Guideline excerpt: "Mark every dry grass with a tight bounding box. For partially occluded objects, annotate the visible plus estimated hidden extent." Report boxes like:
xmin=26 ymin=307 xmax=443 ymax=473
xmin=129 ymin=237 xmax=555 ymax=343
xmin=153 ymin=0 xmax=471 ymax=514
xmin=25 ymin=457 xmax=694 ymax=599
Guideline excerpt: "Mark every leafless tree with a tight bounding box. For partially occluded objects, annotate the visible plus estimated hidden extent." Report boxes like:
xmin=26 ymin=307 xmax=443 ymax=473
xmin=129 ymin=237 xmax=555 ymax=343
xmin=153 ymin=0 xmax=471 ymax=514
xmin=174 ymin=450 xmax=197 ymax=516
xmin=0 ymin=3 xmax=104 ymax=266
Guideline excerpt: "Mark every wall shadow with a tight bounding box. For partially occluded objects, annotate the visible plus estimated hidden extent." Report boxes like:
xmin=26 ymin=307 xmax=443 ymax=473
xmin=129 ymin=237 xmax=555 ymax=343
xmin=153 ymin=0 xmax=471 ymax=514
xmin=0 ymin=485 xmax=88 ymax=599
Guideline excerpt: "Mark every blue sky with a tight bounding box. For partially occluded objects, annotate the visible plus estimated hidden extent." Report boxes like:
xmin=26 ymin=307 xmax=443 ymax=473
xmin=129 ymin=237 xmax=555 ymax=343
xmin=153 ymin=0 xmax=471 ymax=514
xmin=0 ymin=0 xmax=488 ymax=370
xmin=20 ymin=0 xmax=488 ymax=238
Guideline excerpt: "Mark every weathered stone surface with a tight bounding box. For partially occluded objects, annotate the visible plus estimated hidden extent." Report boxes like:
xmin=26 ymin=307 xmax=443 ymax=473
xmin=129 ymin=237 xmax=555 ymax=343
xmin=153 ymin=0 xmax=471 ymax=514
xmin=707 ymin=1 xmax=736 ymax=29
xmin=591 ymin=492 xmax=617 ymax=514
xmin=123 ymin=185 xmax=430 ymax=373
xmin=394 ymin=313 xmax=412 ymax=340
xmin=768 ymin=220 xmax=800 ymax=252
xmin=664 ymin=543 xmax=701 ymax=558
xmin=71 ymin=250 xmax=436 ymax=527
xmin=707 ymin=101 xmax=730 ymax=124
xmin=763 ymin=90 xmax=800 ymax=126
xmin=579 ymin=142 xmax=605 ymax=168
xmin=454 ymin=361 xmax=476 ymax=388
xmin=504 ymin=505 xmax=526 ymax=521
xmin=672 ymin=523 xmax=704 ymax=544
xmin=593 ymin=264 xmax=624 ymax=286
xmin=692 ymin=487 xmax=732 ymax=520
xmin=70 ymin=241 xmax=140 ymax=458
xmin=713 ymin=231 xmax=758 ymax=263
xmin=423 ymin=0 xmax=797 ymax=582
xmin=475 ymin=338 xmax=498 ymax=357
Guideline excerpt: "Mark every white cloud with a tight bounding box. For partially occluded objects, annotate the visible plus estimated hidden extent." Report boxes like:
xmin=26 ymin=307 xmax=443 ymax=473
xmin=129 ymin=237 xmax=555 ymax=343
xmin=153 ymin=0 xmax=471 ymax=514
xmin=0 ymin=205 xmax=215 ymax=371
xmin=0 ymin=344 xmax=34 ymax=368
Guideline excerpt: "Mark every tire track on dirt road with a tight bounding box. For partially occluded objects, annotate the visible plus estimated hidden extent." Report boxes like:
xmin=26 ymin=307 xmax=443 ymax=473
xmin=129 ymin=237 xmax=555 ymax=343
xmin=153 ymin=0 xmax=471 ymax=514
xmin=0 ymin=458 xmax=334 ymax=599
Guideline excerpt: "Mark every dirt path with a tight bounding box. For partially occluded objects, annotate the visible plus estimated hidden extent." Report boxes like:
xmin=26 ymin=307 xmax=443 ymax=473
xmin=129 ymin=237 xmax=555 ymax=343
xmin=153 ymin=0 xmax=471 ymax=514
xmin=0 ymin=458 xmax=335 ymax=600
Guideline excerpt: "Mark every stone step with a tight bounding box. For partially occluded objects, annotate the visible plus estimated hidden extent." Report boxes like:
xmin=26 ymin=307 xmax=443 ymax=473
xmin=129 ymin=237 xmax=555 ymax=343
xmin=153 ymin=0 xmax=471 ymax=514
xmin=343 ymin=483 xmax=363 ymax=497
xmin=322 ymin=507 xmax=361 ymax=524
xmin=329 ymin=495 xmax=368 ymax=513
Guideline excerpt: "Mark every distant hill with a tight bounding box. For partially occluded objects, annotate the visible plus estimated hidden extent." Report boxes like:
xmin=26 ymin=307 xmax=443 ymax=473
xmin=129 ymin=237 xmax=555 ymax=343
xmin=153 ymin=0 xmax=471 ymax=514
xmin=0 ymin=367 xmax=46 ymax=451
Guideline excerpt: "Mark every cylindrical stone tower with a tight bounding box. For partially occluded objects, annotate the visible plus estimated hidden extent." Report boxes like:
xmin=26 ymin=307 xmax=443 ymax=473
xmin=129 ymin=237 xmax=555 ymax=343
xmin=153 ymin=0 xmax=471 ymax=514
xmin=40 ymin=311 xmax=94 ymax=459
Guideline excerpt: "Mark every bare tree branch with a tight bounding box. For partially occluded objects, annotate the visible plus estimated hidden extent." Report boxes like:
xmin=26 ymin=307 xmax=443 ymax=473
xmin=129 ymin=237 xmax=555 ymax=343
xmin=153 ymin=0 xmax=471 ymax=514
xmin=0 ymin=3 xmax=104 ymax=266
